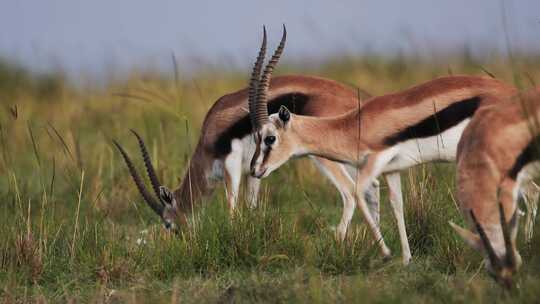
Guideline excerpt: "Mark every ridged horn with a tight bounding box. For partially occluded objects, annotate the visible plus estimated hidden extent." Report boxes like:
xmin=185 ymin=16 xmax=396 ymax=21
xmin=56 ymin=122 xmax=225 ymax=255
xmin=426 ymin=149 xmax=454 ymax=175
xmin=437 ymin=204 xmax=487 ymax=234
xmin=469 ymin=209 xmax=502 ymax=272
xmin=113 ymin=140 xmax=164 ymax=216
xmin=130 ymin=129 xmax=165 ymax=206
xmin=499 ymin=202 xmax=518 ymax=269
xmin=248 ymin=26 xmax=267 ymax=130
xmin=254 ymin=24 xmax=287 ymax=127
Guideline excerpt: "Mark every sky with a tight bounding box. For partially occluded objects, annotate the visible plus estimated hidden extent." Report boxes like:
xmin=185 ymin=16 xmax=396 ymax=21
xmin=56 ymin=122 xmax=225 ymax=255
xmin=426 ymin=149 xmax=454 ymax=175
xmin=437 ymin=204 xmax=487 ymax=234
xmin=1 ymin=0 xmax=539 ymax=76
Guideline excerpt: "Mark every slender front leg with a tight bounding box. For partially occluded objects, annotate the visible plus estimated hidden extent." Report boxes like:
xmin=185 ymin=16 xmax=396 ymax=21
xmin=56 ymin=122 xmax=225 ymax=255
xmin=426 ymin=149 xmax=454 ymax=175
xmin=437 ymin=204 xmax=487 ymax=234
xmin=365 ymin=179 xmax=381 ymax=227
xmin=246 ymin=176 xmax=261 ymax=208
xmin=223 ymin=147 xmax=243 ymax=213
xmin=345 ymin=165 xmax=381 ymax=227
xmin=310 ymin=156 xmax=358 ymax=240
xmin=384 ymin=172 xmax=412 ymax=265
xmin=353 ymin=152 xmax=395 ymax=259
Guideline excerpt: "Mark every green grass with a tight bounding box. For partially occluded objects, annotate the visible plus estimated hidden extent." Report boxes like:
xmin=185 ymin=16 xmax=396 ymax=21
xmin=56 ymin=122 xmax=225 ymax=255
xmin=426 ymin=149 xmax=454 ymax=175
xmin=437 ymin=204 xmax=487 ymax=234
xmin=1 ymin=54 xmax=540 ymax=303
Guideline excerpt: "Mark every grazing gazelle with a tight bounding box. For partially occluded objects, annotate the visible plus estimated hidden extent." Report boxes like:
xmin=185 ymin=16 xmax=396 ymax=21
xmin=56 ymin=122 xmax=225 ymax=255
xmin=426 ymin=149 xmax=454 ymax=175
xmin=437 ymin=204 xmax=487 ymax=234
xmin=113 ymin=27 xmax=382 ymax=232
xmin=248 ymin=30 xmax=520 ymax=263
xmin=450 ymin=88 xmax=540 ymax=288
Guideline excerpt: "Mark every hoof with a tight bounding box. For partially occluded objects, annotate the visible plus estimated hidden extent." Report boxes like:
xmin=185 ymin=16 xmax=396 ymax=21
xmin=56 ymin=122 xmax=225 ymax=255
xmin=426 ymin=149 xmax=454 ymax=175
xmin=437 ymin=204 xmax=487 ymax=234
xmin=402 ymin=256 xmax=412 ymax=266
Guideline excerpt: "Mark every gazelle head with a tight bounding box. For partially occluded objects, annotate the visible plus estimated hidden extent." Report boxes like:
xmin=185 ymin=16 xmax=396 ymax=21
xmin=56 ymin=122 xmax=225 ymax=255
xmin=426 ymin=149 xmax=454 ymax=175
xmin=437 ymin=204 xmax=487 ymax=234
xmin=114 ymin=130 xmax=186 ymax=233
xmin=248 ymin=25 xmax=303 ymax=178
xmin=450 ymin=202 xmax=521 ymax=289
xmin=251 ymin=105 xmax=303 ymax=178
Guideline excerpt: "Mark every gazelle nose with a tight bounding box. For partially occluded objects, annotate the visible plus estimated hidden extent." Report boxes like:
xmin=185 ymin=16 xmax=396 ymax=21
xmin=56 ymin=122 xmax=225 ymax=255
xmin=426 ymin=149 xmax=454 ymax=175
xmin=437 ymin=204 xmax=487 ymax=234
xmin=250 ymin=168 xmax=266 ymax=179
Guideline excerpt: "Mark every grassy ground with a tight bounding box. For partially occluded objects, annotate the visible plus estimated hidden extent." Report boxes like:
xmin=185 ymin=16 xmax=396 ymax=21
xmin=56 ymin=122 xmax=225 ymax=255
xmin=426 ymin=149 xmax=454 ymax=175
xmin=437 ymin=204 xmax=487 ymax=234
xmin=1 ymin=54 xmax=540 ymax=303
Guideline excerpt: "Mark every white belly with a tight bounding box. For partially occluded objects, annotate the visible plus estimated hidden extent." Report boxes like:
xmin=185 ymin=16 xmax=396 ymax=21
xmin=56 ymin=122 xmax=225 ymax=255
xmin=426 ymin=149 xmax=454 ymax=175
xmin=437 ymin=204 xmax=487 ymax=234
xmin=382 ymin=118 xmax=470 ymax=173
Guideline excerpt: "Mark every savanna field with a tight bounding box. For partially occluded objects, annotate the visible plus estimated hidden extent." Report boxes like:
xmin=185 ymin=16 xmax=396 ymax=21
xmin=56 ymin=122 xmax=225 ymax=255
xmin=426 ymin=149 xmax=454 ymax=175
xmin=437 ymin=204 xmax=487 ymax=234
xmin=2 ymin=53 xmax=540 ymax=303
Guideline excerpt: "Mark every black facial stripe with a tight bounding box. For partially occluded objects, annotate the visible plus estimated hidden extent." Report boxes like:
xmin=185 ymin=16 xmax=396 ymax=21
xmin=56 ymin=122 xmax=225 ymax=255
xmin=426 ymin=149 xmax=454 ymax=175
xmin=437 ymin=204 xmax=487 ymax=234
xmin=509 ymin=135 xmax=540 ymax=180
xmin=250 ymin=134 xmax=262 ymax=169
xmin=213 ymin=93 xmax=308 ymax=157
xmin=383 ymin=97 xmax=481 ymax=146
xmin=261 ymin=146 xmax=272 ymax=167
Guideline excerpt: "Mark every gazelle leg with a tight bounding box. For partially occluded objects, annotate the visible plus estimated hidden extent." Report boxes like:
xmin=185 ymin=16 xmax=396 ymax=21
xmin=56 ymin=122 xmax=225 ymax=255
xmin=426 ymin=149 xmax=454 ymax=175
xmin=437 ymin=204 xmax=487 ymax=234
xmin=223 ymin=142 xmax=243 ymax=213
xmin=310 ymin=156 xmax=357 ymax=240
xmin=384 ymin=172 xmax=412 ymax=265
xmin=246 ymin=176 xmax=261 ymax=208
xmin=353 ymin=151 xmax=397 ymax=259
xmin=365 ymin=179 xmax=381 ymax=227
xmin=345 ymin=165 xmax=381 ymax=227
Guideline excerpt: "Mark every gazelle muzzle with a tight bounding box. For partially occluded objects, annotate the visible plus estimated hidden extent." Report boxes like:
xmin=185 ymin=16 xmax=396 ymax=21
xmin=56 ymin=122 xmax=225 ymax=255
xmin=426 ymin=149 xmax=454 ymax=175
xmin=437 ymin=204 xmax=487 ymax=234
xmin=470 ymin=202 xmax=520 ymax=289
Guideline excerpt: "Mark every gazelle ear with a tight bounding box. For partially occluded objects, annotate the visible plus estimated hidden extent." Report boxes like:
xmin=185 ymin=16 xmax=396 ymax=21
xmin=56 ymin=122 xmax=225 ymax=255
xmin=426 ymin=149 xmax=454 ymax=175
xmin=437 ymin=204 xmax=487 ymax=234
xmin=278 ymin=105 xmax=291 ymax=123
xmin=449 ymin=221 xmax=482 ymax=251
xmin=159 ymin=186 xmax=177 ymax=208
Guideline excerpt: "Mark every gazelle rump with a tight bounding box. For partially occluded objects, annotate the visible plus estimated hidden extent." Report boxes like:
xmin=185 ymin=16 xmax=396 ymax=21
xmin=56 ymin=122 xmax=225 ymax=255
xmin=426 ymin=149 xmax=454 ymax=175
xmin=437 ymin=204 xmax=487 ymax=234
xmin=450 ymin=88 xmax=540 ymax=288
xmin=250 ymin=73 xmax=519 ymax=264
xmin=114 ymin=50 xmax=383 ymax=230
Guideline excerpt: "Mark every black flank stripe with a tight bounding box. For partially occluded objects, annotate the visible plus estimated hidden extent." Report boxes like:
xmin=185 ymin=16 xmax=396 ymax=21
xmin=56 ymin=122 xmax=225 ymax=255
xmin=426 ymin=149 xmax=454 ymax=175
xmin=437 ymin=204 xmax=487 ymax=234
xmin=383 ymin=97 xmax=481 ymax=146
xmin=213 ymin=93 xmax=309 ymax=157
xmin=509 ymin=135 xmax=540 ymax=179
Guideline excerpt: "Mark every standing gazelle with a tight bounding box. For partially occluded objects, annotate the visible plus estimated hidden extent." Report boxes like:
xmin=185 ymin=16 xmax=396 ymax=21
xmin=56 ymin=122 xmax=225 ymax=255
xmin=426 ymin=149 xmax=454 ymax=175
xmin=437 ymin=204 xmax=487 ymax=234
xmin=247 ymin=30 xmax=521 ymax=264
xmin=450 ymin=88 xmax=540 ymax=288
xmin=113 ymin=27 xmax=382 ymax=232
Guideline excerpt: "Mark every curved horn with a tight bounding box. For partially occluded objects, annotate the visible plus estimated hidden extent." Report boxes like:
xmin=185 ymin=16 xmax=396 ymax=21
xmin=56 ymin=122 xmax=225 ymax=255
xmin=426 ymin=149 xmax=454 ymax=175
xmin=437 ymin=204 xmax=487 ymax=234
xmin=113 ymin=140 xmax=164 ymax=216
xmin=130 ymin=129 xmax=165 ymax=205
xmin=255 ymin=24 xmax=287 ymax=127
xmin=248 ymin=26 xmax=267 ymax=130
xmin=499 ymin=202 xmax=518 ymax=269
xmin=469 ymin=209 xmax=502 ymax=272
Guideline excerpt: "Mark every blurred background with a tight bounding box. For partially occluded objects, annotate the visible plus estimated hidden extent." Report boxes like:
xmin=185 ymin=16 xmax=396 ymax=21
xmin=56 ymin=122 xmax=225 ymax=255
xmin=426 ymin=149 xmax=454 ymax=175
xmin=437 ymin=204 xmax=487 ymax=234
xmin=1 ymin=0 xmax=540 ymax=80
xmin=3 ymin=1 xmax=540 ymax=302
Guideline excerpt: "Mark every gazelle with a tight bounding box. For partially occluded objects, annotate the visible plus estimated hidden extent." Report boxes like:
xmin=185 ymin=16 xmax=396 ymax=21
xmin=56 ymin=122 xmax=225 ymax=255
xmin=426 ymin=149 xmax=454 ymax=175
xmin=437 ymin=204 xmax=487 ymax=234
xmin=450 ymin=88 xmax=540 ymax=288
xmin=248 ymin=30 xmax=522 ymax=264
xmin=113 ymin=27 xmax=382 ymax=232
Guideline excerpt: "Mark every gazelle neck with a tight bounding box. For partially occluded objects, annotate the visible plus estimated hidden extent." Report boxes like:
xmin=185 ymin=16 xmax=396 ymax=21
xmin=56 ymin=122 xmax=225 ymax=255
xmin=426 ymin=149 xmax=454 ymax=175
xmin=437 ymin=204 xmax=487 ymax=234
xmin=291 ymin=110 xmax=369 ymax=165
xmin=173 ymin=144 xmax=214 ymax=214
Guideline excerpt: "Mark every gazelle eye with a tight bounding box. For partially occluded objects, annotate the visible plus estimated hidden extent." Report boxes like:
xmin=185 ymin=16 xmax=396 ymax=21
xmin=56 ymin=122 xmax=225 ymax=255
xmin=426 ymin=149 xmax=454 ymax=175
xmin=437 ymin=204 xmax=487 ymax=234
xmin=264 ymin=135 xmax=276 ymax=146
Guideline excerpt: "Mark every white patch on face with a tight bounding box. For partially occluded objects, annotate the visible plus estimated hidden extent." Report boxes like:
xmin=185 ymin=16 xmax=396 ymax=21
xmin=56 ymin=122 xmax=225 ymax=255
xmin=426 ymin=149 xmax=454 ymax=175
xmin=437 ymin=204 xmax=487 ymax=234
xmin=269 ymin=113 xmax=281 ymax=126
xmin=482 ymin=223 xmax=506 ymax=256
xmin=477 ymin=222 xmax=520 ymax=274
xmin=382 ymin=118 xmax=470 ymax=173
xmin=251 ymin=123 xmax=279 ymax=177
